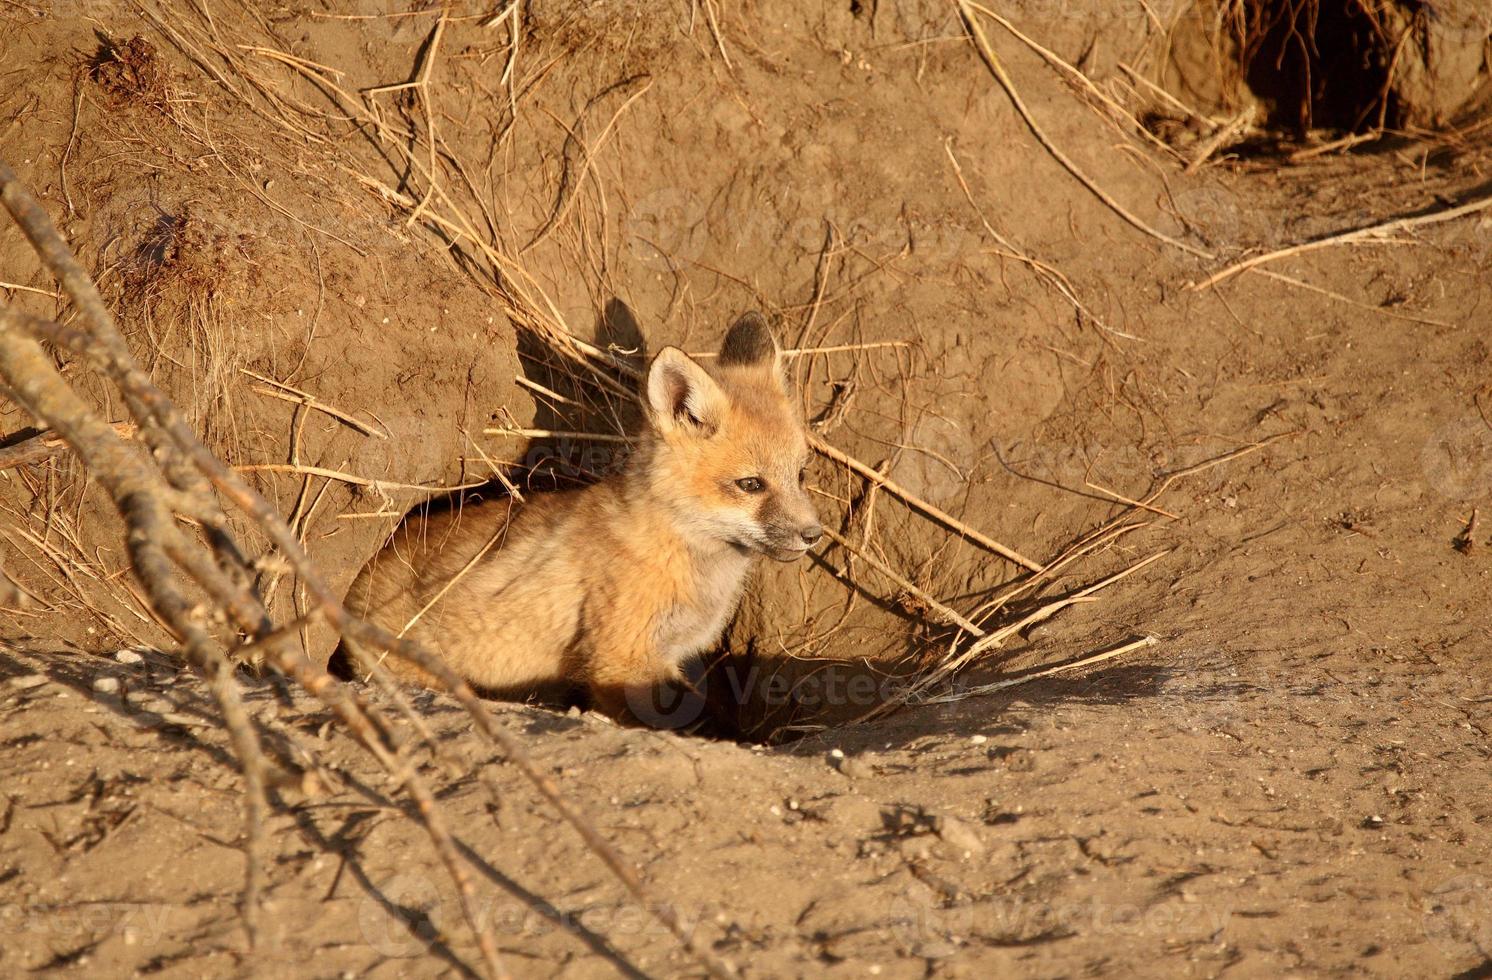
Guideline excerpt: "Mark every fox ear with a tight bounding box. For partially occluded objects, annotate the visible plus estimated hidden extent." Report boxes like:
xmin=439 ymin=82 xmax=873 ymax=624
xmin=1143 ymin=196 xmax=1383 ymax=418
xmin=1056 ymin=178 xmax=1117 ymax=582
xmin=646 ymin=347 xmax=727 ymax=435
xmin=718 ymin=311 xmax=780 ymax=371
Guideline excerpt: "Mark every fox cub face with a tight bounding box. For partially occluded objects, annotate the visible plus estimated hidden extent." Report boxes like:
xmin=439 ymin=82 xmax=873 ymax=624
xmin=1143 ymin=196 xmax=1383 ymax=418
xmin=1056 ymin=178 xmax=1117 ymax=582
xmin=644 ymin=312 xmax=823 ymax=561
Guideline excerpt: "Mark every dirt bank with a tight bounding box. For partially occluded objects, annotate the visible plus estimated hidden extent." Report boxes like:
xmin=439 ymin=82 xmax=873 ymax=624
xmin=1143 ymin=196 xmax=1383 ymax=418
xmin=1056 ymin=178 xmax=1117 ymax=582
xmin=1 ymin=1 xmax=1490 ymax=976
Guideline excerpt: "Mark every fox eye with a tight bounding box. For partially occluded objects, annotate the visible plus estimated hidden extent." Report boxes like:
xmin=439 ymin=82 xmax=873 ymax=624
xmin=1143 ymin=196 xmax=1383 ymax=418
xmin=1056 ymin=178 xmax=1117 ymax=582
xmin=735 ymin=477 xmax=766 ymax=493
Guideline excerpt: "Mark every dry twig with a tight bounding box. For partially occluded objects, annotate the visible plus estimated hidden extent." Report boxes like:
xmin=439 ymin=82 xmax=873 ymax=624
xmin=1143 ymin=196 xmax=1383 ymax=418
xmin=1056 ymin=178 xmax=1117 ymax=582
xmin=812 ymin=435 xmax=1041 ymax=572
xmin=1192 ymin=192 xmax=1492 ymax=289
xmin=821 ymin=526 xmax=986 ymax=636
xmin=957 ymin=1 xmax=1212 ymax=260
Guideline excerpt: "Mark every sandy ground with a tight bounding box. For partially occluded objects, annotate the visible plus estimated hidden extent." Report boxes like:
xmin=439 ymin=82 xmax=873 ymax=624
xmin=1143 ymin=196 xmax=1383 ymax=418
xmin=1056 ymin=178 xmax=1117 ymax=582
xmin=2 ymin=1 xmax=1491 ymax=977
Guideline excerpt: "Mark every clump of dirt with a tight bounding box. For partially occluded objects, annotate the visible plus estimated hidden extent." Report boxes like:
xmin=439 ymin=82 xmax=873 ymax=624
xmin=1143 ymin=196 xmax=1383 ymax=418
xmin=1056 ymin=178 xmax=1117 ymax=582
xmin=523 ymin=0 xmax=684 ymax=59
xmin=89 ymin=35 xmax=176 ymax=113
xmin=120 ymin=208 xmax=258 ymax=306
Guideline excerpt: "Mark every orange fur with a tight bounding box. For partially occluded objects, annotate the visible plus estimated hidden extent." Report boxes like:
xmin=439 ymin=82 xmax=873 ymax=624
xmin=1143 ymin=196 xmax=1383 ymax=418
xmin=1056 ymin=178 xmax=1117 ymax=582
xmin=342 ymin=312 xmax=822 ymax=724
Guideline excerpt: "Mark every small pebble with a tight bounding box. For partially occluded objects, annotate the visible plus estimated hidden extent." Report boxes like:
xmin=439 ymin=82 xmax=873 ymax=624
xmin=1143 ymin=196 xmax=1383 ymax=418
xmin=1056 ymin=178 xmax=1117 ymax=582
xmin=970 ymin=734 xmax=987 ymax=745
xmin=10 ymin=674 xmax=48 ymax=690
xmin=935 ymin=815 xmax=987 ymax=855
xmin=114 ymin=650 xmax=144 ymax=666
xmin=93 ymin=676 xmax=121 ymax=695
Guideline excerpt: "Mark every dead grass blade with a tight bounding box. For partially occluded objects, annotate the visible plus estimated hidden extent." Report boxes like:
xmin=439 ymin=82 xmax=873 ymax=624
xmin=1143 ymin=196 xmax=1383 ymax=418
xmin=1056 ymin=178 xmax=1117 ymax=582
xmin=923 ymin=634 xmax=1160 ymax=702
xmin=1192 ymin=192 xmax=1492 ymax=290
xmin=956 ymin=0 xmax=1212 ymax=260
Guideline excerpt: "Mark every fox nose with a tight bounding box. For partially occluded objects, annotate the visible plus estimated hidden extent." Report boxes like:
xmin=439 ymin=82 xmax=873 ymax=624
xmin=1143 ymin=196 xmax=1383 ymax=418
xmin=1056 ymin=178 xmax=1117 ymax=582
xmin=800 ymin=524 xmax=823 ymax=546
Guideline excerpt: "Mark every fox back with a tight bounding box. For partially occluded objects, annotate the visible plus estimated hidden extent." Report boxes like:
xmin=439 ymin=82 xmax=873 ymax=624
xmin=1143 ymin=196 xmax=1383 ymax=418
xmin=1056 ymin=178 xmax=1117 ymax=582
xmin=341 ymin=311 xmax=822 ymax=723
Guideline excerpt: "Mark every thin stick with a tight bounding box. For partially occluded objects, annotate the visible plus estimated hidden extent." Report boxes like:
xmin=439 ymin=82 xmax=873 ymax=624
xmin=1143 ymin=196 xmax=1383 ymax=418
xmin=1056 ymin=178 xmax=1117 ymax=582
xmin=462 ymin=430 xmax=526 ymax=503
xmin=963 ymin=2 xmax=1180 ymax=160
xmin=944 ymin=140 xmax=1116 ymax=335
xmin=873 ymin=549 xmax=1169 ymax=720
xmin=233 ymin=464 xmax=486 ymax=493
xmin=241 ymin=368 xmax=388 ymax=438
xmin=1250 ymin=268 xmax=1451 ymax=327
xmin=1117 ymin=62 xmax=1208 ymax=122
xmin=821 ymin=526 xmax=986 ymax=636
xmin=964 ymin=549 xmax=1169 ymax=659
xmin=1184 ymin=106 xmax=1256 ymax=173
xmin=700 ymin=0 xmax=734 ymax=71
xmin=363 ymin=14 xmax=448 ymax=230
xmin=1192 ymin=192 xmax=1492 ymax=290
xmin=975 ymin=521 xmax=1148 ymax=622
xmin=515 ymin=374 xmax=583 ymax=408
xmin=957 ymin=1 xmax=1211 ymax=260
xmin=1144 ymin=430 xmax=1298 ymax=496
xmin=1084 ymin=478 xmax=1181 ymax=520
xmin=1287 ymin=131 xmax=1382 ymax=162
xmin=0 ymin=422 xmax=137 ymax=470
xmin=925 ymin=635 xmax=1159 ymax=701
xmin=812 ymin=435 xmax=1041 ymax=572
xmin=483 ymin=427 xmax=630 ymax=443
xmin=523 ymin=76 xmax=653 ymax=252
xmin=690 ymin=340 xmax=913 ymax=359
xmin=0 ymin=280 xmax=57 ymax=297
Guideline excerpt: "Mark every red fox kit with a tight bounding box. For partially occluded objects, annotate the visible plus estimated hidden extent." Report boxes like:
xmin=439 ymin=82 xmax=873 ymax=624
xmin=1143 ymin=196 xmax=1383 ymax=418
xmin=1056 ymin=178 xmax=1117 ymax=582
xmin=343 ymin=312 xmax=822 ymax=723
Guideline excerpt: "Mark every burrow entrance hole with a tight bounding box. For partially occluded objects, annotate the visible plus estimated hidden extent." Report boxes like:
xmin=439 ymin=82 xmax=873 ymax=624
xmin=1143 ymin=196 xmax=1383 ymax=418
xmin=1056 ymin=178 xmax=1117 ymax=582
xmin=1234 ymin=0 xmax=1400 ymax=133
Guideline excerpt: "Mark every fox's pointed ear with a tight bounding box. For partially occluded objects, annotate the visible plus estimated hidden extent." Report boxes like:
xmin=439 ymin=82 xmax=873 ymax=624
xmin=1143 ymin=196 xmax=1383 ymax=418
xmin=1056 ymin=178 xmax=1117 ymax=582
xmin=646 ymin=347 xmax=727 ymax=436
xmin=718 ymin=311 xmax=780 ymax=371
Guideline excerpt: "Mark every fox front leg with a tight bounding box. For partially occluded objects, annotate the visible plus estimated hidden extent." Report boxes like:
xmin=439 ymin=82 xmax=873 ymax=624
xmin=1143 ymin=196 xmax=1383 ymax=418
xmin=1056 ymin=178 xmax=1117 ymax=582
xmin=586 ymin=658 xmax=709 ymax=730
